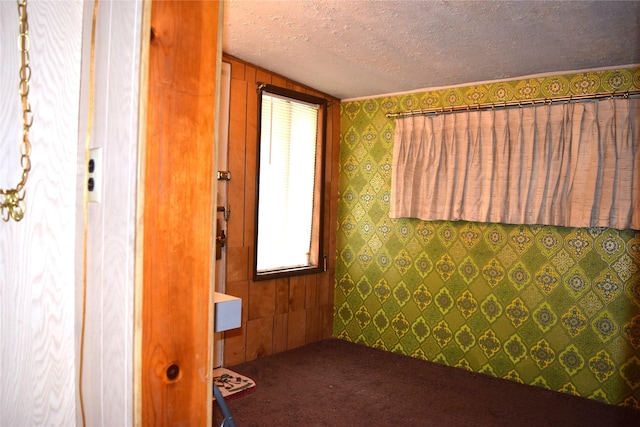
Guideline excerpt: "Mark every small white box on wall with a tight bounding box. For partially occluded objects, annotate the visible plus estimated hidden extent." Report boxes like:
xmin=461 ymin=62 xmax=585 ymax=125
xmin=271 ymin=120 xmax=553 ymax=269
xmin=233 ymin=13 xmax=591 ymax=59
xmin=214 ymin=292 xmax=242 ymax=332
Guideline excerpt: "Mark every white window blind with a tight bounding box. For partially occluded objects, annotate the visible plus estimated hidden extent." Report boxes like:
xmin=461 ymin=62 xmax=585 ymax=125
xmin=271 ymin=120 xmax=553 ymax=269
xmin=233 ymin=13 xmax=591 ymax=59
xmin=257 ymin=93 xmax=319 ymax=272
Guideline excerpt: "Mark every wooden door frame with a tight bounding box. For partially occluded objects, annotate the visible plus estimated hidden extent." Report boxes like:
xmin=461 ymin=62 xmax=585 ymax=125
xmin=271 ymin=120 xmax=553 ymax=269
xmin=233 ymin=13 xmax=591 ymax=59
xmin=135 ymin=1 xmax=222 ymax=424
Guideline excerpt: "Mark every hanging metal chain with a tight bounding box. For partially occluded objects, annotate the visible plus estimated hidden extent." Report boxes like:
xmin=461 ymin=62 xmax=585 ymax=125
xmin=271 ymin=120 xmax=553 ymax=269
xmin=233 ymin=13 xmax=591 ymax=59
xmin=1 ymin=0 xmax=33 ymax=222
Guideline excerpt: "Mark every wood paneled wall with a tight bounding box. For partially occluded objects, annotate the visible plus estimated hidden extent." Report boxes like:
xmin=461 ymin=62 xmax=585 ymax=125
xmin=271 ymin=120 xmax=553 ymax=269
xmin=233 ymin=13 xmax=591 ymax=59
xmin=222 ymin=55 xmax=340 ymax=365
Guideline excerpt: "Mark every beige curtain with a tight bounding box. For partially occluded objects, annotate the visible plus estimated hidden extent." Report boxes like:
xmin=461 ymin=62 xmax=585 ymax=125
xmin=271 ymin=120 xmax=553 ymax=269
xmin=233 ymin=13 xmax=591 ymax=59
xmin=390 ymin=98 xmax=640 ymax=230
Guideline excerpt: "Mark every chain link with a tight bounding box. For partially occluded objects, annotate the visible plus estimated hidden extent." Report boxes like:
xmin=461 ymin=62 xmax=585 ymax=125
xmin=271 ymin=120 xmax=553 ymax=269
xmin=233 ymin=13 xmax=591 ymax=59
xmin=1 ymin=0 xmax=32 ymax=222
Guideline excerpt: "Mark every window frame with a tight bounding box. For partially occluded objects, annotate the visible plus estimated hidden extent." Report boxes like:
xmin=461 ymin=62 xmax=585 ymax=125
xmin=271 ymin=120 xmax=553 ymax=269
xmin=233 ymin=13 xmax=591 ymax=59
xmin=252 ymin=83 xmax=327 ymax=281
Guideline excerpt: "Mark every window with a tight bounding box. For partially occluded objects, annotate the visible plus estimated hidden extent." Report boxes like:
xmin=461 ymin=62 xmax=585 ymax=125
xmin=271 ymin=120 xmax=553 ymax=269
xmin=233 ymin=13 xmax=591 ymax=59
xmin=253 ymin=84 xmax=327 ymax=280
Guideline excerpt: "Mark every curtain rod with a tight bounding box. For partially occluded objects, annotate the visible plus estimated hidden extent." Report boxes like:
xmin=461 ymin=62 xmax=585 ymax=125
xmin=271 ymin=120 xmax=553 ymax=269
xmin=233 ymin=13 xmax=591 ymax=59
xmin=385 ymin=89 xmax=640 ymax=118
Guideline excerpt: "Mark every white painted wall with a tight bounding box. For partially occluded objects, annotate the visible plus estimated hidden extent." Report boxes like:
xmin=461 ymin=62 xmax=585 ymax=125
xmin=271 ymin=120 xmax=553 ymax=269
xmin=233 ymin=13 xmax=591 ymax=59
xmin=0 ymin=1 xmax=142 ymax=425
xmin=78 ymin=0 xmax=143 ymax=425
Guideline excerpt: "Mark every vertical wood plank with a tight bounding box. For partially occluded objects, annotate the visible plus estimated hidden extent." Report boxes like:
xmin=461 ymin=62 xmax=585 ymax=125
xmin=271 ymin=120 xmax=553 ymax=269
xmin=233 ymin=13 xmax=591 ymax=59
xmin=272 ymin=74 xmax=288 ymax=88
xmin=287 ymin=310 xmax=307 ymax=350
xmin=306 ymin=307 xmax=321 ymax=343
xmin=223 ymin=280 xmax=249 ymax=365
xmin=305 ymin=274 xmax=318 ymax=309
xmin=289 ymin=276 xmax=306 ymax=311
xmin=244 ymin=66 xmax=260 ymax=245
xmin=228 ymin=57 xmax=246 ymax=80
xmin=249 ymin=280 xmax=276 ymax=320
xmin=246 ymin=317 xmax=274 ymax=360
xmin=228 ymin=77 xmax=247 ymax=248
xmin=273 ymin=314 xmax=289 ymax=353
xmin=275 ymin=278 xmax=290 ymax=315
xmin=320 ymin=304 xmax=334 ymax=340
xmin=226 ymin=245 xmax=249 ymax=282
xmin=141 ymin=1 xmax=220 ymax=424
xmin=317 ymin=272 xmax=331 ymax=306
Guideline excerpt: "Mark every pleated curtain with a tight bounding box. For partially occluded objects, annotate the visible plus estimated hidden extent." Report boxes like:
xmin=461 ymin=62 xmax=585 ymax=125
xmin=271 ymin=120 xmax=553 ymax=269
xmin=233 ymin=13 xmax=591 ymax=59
xmin=390 ymin=98 xmax=640 ymax=230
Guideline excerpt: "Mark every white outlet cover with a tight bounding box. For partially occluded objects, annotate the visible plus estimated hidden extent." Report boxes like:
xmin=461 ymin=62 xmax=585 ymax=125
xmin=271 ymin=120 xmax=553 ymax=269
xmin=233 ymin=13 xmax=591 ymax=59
xmin=88 ymin=147 xmax=103 ymax=203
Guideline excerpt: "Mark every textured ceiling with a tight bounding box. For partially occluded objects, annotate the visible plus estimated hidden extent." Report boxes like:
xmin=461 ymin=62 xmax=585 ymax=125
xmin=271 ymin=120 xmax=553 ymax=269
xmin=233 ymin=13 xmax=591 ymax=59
xmin=223 ymin=0 xmax=640 ymax=100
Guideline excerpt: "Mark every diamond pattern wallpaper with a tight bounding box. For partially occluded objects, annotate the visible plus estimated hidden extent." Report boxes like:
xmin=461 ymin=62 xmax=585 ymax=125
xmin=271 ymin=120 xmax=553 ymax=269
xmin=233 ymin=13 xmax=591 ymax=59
xmin=334 ymin=68 xmax=640 ymax=409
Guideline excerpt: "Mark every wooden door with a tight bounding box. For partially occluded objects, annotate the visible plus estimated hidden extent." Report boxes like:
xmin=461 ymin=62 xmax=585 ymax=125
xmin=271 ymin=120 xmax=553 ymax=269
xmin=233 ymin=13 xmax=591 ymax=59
xmin=139 ymin=1 xmax=222 ymax=424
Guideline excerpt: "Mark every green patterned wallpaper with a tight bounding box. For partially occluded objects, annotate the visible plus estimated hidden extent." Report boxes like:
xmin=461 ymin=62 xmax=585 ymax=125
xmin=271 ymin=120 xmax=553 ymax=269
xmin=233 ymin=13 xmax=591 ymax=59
xmin=334 ymin=68 xmax=640 ymax=409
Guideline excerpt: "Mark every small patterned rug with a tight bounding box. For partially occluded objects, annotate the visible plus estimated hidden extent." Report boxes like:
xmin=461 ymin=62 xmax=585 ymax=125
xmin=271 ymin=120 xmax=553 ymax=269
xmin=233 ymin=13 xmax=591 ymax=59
xmin=212 ymin=367 xmax=256 ymax=401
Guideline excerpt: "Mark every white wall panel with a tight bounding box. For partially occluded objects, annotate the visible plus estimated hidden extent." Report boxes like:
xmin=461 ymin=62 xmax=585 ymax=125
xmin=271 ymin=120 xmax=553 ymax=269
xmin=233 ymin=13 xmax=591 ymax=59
xmin=1 ymin=1 xmax=83 ymax=425
xmin=81 ymin=0 xmax=142 ymax=425
xmin=1 ymin=0 xmax=141 ymax=425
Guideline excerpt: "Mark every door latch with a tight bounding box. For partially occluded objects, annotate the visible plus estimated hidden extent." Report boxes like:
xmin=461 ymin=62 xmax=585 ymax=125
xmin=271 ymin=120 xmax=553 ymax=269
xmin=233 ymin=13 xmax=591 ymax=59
xmin=215 ymin=218 xmax=227 ymax=260
xmin=217 ymin=204 xmax=230 ymax=221
xmin=217 ymin=171 xmax=232 ymax=181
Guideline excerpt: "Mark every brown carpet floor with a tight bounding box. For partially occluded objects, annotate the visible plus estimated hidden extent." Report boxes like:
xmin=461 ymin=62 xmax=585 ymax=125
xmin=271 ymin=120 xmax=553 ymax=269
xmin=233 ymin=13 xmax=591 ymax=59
xmin=213 ymin=338 xmax=639 ymax=426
